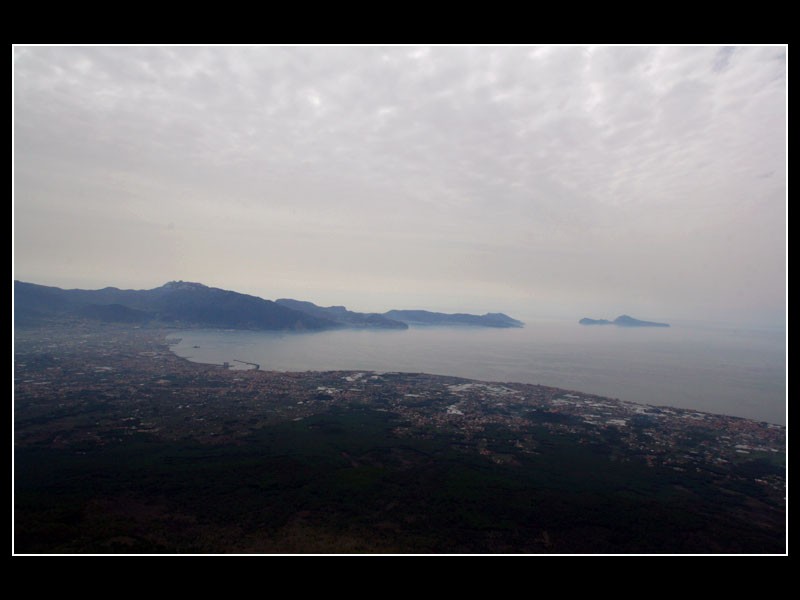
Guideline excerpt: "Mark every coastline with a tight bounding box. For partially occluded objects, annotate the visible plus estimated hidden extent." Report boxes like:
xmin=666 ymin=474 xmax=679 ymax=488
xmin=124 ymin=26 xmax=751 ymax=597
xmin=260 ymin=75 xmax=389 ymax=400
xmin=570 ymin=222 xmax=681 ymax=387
xmin=14 ymin=320 xmax=786 ymax=554
xmin=166 ymin=324 xmax=786 ymax=426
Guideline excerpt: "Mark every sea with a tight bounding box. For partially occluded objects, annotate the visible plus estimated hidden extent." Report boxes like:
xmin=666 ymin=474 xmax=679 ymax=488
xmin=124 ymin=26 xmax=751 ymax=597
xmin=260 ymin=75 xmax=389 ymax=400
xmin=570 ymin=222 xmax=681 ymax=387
xmin=170 ymin=319 xmax=786 ymax=426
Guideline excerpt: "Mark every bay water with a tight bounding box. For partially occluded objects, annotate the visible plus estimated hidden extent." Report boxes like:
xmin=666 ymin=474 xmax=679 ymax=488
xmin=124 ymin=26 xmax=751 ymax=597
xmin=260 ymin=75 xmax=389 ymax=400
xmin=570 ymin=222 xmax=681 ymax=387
xmin=170 ymin=320 xmax=786 ymax=425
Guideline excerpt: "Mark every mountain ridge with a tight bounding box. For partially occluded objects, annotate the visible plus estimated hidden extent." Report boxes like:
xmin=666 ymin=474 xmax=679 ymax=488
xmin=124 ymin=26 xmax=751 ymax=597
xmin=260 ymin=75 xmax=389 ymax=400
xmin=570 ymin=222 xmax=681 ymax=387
xmin=383 ymin=309 xmax=524 ymax=328
xmin=276 ymin=298 xmax=408 ymax=329
xmin=14 ymin=280 xmax=337 ymax=331
xmin=14 ymin=280 xmax=524 ymax=331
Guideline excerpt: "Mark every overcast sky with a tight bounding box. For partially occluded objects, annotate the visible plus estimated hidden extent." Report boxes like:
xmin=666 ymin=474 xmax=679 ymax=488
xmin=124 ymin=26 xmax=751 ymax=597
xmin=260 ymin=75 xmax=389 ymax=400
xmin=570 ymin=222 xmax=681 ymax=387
xmin=13 ymin=45 xmax=786 ymax=327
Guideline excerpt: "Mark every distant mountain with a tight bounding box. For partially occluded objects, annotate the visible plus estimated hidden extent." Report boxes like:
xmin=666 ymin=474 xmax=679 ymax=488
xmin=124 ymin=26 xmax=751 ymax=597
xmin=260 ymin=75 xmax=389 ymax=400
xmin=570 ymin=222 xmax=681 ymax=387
xmin=75 ymin=303 xmax=153 ymax=324
xmin=14 ymin=281 xmax=338 ymax=331
xmin=580 ymin=315 xmax=670 ymax=328
xmin=276 ymin=299 xmax=408 ymax=329
xmin=14 ymin=280 xmax=525 ymax=331
xmin=276 ymin=301 xmax=525 ymax=329
xmin=383 ymin=309 xmax=524 ymax=328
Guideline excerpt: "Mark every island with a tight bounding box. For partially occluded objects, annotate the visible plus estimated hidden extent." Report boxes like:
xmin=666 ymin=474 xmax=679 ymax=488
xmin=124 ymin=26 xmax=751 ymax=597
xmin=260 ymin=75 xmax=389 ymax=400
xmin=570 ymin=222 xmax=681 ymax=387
xmin=13 ymin=319 xmax=783 ymax=554
xmin=580 ymin=315 xmax=670 ymax=327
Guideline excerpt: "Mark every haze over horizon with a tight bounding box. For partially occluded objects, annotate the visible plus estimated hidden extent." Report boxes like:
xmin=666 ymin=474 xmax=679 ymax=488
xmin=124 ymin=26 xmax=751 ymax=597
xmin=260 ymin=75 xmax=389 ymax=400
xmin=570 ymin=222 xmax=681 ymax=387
xmin=13 ymin=45 xmax=786 ymax=328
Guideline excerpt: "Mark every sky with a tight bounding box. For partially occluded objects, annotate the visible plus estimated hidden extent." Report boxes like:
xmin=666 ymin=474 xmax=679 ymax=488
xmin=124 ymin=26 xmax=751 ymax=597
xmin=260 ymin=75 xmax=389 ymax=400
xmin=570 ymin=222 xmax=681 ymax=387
xmin=13 ymin=45 xmax=787 ymax=327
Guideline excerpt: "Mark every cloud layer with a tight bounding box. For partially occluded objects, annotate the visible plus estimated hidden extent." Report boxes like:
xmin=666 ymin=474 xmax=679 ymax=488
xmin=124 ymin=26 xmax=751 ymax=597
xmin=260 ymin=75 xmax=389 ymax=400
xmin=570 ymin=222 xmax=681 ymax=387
xmin=13 ymin=45 xmax=786 ymax=326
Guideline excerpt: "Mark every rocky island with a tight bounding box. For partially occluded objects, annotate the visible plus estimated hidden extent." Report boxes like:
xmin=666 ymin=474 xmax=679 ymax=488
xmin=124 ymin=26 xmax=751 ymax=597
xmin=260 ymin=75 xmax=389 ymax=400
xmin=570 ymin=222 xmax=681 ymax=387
xmin=580 ymin=315 xmax=670 ymax=327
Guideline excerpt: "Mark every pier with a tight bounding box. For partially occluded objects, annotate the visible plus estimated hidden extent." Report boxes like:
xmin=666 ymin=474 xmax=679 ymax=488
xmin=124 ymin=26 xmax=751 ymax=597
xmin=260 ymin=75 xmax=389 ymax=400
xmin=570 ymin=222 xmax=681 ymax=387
xmin=233 ymin=359 xmax=260 ymax=370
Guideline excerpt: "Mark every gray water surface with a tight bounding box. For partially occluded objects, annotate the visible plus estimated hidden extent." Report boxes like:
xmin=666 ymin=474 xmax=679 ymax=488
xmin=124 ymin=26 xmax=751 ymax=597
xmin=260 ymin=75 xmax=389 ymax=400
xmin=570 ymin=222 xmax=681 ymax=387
xmin=171 ymin=320 xmax=786 ymax=425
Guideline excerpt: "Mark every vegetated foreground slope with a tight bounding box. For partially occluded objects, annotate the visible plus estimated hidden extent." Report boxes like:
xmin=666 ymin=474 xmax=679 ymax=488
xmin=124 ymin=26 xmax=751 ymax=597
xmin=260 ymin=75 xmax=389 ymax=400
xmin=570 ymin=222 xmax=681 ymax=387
xmin=14 ymin=321 xmax=785 ymax=554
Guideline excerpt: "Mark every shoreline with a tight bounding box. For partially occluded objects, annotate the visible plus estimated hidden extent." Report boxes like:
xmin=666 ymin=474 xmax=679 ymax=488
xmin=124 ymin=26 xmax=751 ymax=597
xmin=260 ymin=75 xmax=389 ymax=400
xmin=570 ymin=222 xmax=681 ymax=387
xmin=165 ymin=326 xmax=786 ymax=427
xmin=164 ymin=328 xmax=784 ymax=428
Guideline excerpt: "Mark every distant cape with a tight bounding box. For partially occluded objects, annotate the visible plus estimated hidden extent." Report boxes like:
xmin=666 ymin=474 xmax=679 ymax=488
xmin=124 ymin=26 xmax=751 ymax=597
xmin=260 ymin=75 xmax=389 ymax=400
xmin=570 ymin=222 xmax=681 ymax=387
xmin=579 ymin=315 xmax=670 ymax=328
xmin=383 ymin=309 xmax=524 ymax=328
xmin=276 ymin=298 xmax=408 ymax=330
xmin=276 ymin=301 xmax=524 ymax=329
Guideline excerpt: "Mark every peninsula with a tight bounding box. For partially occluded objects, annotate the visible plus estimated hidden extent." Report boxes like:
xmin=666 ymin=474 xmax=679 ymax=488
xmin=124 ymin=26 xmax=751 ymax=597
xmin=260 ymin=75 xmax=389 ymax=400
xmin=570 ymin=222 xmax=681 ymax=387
xmin=14 ymin=280 xmax=524 ymax=332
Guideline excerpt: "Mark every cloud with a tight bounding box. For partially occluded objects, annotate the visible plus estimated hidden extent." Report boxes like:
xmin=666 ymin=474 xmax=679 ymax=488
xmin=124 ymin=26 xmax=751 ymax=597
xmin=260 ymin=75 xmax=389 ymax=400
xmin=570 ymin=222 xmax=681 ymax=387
xmin=711 ymin=46 xmax=736 ymax=73
xmin=13 ymin=45 xmax=786 ymax=326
